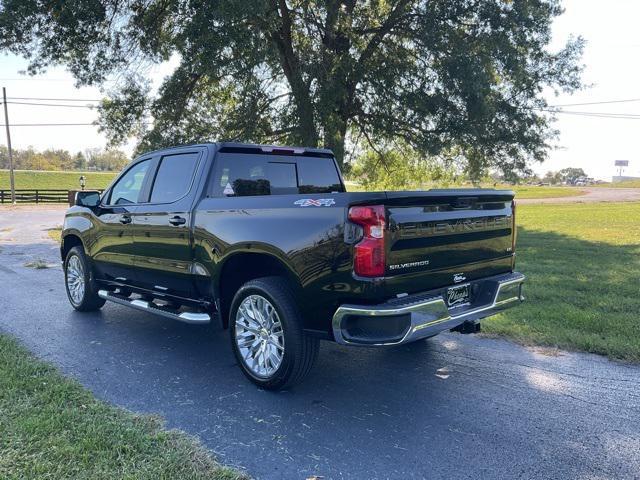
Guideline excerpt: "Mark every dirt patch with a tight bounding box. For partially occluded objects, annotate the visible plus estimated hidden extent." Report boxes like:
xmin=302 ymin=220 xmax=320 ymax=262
xmin=24 ymin=258 xmax=57 ymax=269
xmin=526 ymin=346 xmax=566 ymax=358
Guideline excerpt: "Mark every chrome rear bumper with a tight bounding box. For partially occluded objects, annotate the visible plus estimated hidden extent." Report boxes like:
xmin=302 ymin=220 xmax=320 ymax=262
xmin=332 ymin=272 xmax=525 ymax=346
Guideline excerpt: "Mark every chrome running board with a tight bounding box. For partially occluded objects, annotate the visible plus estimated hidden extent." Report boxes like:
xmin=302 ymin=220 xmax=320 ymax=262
xmin=98 ymin=290 xmax=211 ymax=325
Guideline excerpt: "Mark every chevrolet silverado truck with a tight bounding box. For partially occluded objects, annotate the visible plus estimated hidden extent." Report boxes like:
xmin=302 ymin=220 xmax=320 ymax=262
xmin=61 ymin=142 xmax=525 ymax=389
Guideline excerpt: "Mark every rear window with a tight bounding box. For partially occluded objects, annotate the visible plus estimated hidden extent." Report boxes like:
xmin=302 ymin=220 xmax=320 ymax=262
xmin=210 ymin=153 xmax=343 ymax=197
xmin=296 ymin=157 xmax=343 ymax=193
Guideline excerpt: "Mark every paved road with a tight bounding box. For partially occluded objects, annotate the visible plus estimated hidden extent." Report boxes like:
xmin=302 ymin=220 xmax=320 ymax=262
xmin=1 ymin=207 xmax=640 ymax=480
xmin=517 ymin=187 xmax=640 ymax=204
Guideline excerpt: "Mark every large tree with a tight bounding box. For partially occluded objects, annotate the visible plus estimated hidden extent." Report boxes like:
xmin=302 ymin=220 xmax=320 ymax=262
xmin=0 ymin=0 xmax=583 ymax=175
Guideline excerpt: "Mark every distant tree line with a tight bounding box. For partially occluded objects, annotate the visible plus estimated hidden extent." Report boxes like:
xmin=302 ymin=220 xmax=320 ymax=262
xmin=0 ymin=146 xmax=130 ymax=172
xmin=522 ymin=167 xmax=588 ymax=185
xmin=542 ymin=168 xmax=588 ymax=185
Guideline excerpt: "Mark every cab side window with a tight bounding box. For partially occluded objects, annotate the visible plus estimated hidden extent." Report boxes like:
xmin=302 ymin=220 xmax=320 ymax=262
xmin=149 ymin=152 xmax=200 ymax=204
xmin=107 ymin=159 xmax=150 ymax=206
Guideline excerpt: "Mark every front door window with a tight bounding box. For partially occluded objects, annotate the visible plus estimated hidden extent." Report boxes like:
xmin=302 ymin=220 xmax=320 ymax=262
xmin=108 ymin=160 xmax=151 ymax=206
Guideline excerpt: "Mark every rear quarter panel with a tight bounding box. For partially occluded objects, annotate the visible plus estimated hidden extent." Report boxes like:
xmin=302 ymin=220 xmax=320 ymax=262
xmin=193 ymin=193 xmax=385 ymax=332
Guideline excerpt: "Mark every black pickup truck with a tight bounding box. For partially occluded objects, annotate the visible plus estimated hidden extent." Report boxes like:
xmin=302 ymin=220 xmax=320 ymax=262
xmin=61 ymin=142 xmax=524 ymax=389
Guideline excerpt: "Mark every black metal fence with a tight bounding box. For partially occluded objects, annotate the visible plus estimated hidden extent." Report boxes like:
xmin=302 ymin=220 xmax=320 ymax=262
xmin=0 ymin=189 xmax=70 ymax=204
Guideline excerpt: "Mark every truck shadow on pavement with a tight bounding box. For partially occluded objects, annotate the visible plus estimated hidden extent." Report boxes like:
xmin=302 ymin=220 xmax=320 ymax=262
xmin=1 ymin=227 xmax=639 ymax=480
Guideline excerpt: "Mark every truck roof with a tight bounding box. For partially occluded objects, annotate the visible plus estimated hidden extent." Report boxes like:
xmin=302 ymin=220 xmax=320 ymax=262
xmin=139 ymin=141 xmax=335 ymax=158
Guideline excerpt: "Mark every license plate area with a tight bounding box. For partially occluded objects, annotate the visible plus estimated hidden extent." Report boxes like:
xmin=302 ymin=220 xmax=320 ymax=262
xmin=446 ymin=284 xmax=471 ymax=307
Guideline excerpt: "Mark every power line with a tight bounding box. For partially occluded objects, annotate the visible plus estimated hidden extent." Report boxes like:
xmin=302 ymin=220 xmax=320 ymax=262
xmin=8 ymin=96 xmax=640 ymax=107
xmin=548 ymin=98 xmax=640 ymax=107
xmin=7 ymin=96 xmax=101 ymax=102
xmin=0 ymin=122 xmax=97 ymax=127
xmin=0 ymin=77 xmax=73 ymax=82
xmin=548 ymin=110 xmax=640 ymax=120
xmin=538 ymin=106 xmax=640 ymax=118
xmin=6 ymin=94 xmax=640 ymax=107
xmin=544 ymin=108 xmax=640 ymax=116
xmin=0 ymin=122 xmax=151 ymax=126
xmin=559 ymin=110 xmax=640 ymax=117
xmin=5 ymin=101 xmax=97 ymax=109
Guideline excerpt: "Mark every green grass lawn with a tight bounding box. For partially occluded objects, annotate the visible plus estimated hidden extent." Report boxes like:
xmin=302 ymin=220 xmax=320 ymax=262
xmin=344 ymin=181 xmax=584 ymax=199
xmin=510 ymin=186 xmax=584 ymax=199
xmin=0 ymin=170 xmax=116 ymax=190
xmin=594 ymin=180 xmax=640 ymax=188
xmin=484 ymin=201 xmax=640 ymax=361
xmin=0 ymin=334 xmax=244 ymax=479
xmin=47 ymin=227 xmax=62 ymax=243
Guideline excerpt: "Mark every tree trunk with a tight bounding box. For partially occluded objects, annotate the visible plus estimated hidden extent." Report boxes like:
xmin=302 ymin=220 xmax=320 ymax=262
xmin=293 ymin=94 xmax=319 ymax=147
xmin=323 ymin=115 xmax=348 ymax=169
xmin=270 ymin=0 xmax=319 ymax=147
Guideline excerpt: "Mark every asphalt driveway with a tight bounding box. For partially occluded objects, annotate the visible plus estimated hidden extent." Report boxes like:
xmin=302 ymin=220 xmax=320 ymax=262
xmin=1 ymin=207 xmax=639 ymax=479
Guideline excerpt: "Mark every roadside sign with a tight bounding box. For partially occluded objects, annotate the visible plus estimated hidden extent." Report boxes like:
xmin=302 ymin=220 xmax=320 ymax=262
xmin=614 ymin=160 xmax=629 ymax=167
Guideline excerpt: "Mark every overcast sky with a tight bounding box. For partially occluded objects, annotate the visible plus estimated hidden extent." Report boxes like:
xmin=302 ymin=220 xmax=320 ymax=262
xmin=1 ymin=0 xmax=639 ymax=180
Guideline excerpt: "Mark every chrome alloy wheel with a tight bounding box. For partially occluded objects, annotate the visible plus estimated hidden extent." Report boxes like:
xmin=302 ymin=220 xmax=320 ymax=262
xmin=66 ymin=255 xmax=85 ymax=305
xmin=235 ymin=294 xmax=285 ymax=378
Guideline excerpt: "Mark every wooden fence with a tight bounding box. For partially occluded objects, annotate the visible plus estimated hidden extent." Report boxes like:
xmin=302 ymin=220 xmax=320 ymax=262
xmin=0 ymin=189 xmax=70 ymax=204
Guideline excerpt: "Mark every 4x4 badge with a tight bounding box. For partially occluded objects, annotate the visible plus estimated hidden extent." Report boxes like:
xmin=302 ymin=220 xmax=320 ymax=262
xmin=294 ymin=198 xmax=335 ymax=207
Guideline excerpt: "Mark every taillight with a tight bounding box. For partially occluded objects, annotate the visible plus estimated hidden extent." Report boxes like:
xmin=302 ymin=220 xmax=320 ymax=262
xmin=348 ymin=205 xmax=386 ymax=277
xmin=511 ymin=200 xmax=517 ymax=253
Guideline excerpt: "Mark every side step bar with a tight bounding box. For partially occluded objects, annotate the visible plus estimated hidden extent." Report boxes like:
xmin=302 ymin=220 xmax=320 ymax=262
xmin=98 ymin=290 xmax=211 ymax=325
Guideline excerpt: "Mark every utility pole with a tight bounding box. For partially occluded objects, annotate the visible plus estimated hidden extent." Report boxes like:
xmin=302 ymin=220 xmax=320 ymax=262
xmin=2 ymin=87 xmax=16 ymax=204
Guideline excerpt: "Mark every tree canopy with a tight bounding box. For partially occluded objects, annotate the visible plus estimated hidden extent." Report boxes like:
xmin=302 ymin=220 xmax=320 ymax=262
xmin=0 ymin=0 xmax=583 ymax=177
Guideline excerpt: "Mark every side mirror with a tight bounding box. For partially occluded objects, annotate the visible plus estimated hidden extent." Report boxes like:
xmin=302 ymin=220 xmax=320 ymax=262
xmin=75 ymin=191 xmax=101 ymax=208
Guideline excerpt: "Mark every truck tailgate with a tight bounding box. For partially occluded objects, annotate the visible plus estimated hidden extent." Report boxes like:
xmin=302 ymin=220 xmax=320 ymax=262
xmin=382 ymin=190 xmax=515 ymax=295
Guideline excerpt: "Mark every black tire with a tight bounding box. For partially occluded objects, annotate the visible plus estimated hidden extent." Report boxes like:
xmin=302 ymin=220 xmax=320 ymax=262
xmin=229 ymin=276 xmax=319 ymax=390
xmin=64 ymin=246 xmax=106 ymax=312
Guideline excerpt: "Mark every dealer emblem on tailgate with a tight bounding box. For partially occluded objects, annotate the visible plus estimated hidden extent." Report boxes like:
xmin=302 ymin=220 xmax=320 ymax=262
xmin=447 ymin=284 xmax=471 ymax=307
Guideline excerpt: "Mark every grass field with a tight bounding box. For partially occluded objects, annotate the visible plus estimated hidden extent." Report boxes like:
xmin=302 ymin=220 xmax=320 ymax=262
xmin=0 ymin=170 xmax=116 ymax=190
xmin=345 ymin=181 xmax=584 ymax=199
xmin=484 ymin=201 xmax=640 ymax=361
xmin=594 ymin=180 xmax=640 ymax=188
xmin=47 ymin=227 xmax=62 ymax=243
xmin=509 ymin=186 xmax=584 ymax=199
xmin=0 ymin=334 xmax=243 ymax=479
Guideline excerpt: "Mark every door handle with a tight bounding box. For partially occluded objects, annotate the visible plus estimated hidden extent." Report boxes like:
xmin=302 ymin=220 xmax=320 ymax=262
xmin=169 ymin=215 xmax=186 ymax=226
xmin=119 ymin=215 xmax=132 ymax=224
